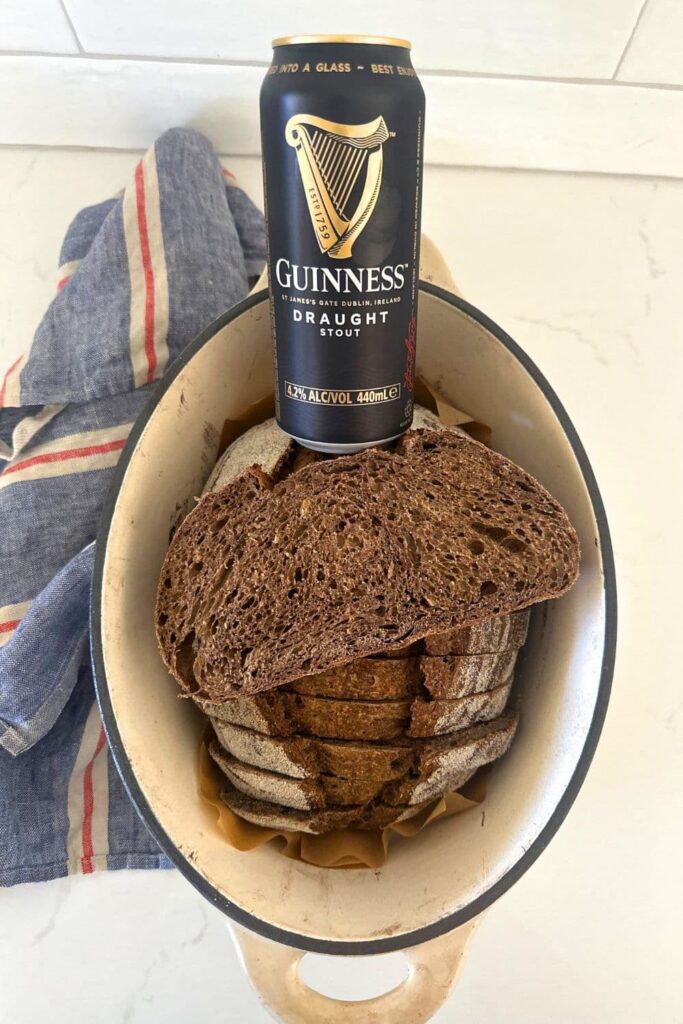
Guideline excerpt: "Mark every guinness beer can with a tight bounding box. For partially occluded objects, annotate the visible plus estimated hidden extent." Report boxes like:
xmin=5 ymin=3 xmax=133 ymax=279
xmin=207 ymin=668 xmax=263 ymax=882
xmin=261 ymin=35 xmax=425 ymax=452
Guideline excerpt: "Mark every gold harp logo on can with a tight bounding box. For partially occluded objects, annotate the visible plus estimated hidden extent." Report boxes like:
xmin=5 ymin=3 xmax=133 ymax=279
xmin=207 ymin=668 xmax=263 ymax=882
xmin=285 ymin=113 xmax=392 ymax=260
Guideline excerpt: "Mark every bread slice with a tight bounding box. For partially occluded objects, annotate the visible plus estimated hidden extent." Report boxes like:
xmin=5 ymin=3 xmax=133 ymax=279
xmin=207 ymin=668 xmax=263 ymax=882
xmin=203 ymin=418 xmax=293 ymax=493
xmin=286 ymin=645 xmax=518 ymax=701
xmin=212 ymin=713 xmax=518 ymax=783
xmin=421 ymin=607 xmax=530 ymax=656
xmin=157 ymin=428 xmax=579 ymax=700
xmin=216 ymin=780 xmax=428 ymax=833
xmin=200 ymin=418 xmax=527 ymax=706
xmin=418 ymin=646 xmax=519 ymax=700
xmin=211 ymin=718 xmax=412 ymax=780
xmin=203 ymin=691 xmax=410 ymax=739
xmin=285 ymin=655 xmax=421 ymax=700
xmin=209 ymin=740 xmax=474 ymax=811
xmin=201 ymin=674 xmax=513 ymax=742
xmin=408 ymin=679 xmax=513 ymax=738
xmin=382 ymin=765 xmax=476 ymax=808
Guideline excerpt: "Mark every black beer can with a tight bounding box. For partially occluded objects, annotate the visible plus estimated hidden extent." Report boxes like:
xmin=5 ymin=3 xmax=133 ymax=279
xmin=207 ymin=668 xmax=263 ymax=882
xmin=260 ymin=35 xmax=425 ymax=452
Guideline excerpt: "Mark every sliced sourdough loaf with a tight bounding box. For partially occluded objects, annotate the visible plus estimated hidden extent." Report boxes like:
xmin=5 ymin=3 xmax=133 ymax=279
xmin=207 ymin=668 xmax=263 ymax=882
xmin=157 ymin=428 xmax=579 ymax=701
xmin=216 ymin=781 xmax=429 ymax=833
xmin=212 ymin=713 xmax=518 ymax=783
xmin=201 ymin=675 xmax=513 ymax=741
xmin=209 ymin=741 xmax=474 ymax=811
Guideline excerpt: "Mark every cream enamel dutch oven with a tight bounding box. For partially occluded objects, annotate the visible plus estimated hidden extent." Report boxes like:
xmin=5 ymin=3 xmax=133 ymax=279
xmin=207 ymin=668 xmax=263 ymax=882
xmin=91 ymin=243 xmax=615 ymax=1022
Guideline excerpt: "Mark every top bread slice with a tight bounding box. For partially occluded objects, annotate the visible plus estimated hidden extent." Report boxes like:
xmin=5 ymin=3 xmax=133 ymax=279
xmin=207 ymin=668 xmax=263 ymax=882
xmin=156 ymin=428 xmax=578 ymax=700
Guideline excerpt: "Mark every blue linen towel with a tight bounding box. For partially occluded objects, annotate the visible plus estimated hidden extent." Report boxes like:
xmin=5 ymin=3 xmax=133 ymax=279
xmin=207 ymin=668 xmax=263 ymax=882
xmin=0 ymin=127 xmax=266 ymax=884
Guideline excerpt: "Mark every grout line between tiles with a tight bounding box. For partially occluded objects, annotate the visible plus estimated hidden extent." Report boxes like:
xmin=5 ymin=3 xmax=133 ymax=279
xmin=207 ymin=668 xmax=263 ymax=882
xmin=415 ymin=66 xmax=680 ymax=91
xmin=56 ymin=0 xmax=84 ymax=53
xmin=423 ymin=162 xmax=681 ymax=183
xmin=612 ymin=0 xmax=651 ymax=80
xmin=0 ymin=50 xmax=269 ymax=68
xmin=0 ymin=49 xmax=681 ymax=92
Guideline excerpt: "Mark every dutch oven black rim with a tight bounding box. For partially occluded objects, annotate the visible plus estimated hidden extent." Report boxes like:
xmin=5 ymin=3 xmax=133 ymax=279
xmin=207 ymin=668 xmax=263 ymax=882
xmin=91 ymin=282 xmax=617 ymax=956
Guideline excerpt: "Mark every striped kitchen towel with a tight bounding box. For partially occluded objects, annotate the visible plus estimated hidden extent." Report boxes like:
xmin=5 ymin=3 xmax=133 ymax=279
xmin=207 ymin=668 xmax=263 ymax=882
xmin=0 ymin=127 xmax=265 ymax=885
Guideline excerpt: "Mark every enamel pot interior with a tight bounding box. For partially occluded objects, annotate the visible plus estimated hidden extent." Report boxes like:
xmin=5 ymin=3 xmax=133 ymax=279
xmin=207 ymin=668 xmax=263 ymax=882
xmin=92 ymin=284 xmax=615 ymax=955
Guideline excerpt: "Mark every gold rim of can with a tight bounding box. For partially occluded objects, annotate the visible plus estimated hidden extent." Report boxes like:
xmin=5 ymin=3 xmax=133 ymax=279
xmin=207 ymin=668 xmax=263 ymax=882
xmin=272 ymin=34 xmax=412 ymax=50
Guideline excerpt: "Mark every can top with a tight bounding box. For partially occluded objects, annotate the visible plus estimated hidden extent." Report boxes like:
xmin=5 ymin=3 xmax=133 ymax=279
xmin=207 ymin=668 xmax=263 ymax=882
xmin=272 ymin=34 xmax=412 ymax=50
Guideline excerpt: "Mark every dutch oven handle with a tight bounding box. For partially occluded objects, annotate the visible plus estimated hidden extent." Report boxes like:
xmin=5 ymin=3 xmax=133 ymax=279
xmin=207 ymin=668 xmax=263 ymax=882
xmin=231 ymin=920 xmax=479 ymax=1024
xmin=250 ymin=233 xmax=460 ymax=296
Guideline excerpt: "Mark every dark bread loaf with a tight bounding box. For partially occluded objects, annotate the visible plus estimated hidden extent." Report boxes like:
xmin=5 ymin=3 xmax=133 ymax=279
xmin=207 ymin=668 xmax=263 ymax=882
xmin=209 ymin=741 xmax=474 ymax=811
xmin=156 ymin=429 xmax=579 ymax=700
xmin=212 ymin=713 xmax=518 ymax=782
xmin=201 ymin=677 xmax=513 ymax=741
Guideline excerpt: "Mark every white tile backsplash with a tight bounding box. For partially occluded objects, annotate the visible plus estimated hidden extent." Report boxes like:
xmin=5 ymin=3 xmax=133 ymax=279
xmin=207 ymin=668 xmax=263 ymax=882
xmin=0 ymin=57 xmax=262 ymax=151
xmin=2 ymin=57 xmax=682 ymax=178
xmin=0 ymin=0 xmax=78 ymax=53
xmin=62 ymin=0 xmax=644 ymax=79
xmin=616 ymin=0 xmax=683 ymax=85
xmin=1 ymin=0 xmax=681 ymax=169
xmin=424 ymin=75 xmax=683 ymax=176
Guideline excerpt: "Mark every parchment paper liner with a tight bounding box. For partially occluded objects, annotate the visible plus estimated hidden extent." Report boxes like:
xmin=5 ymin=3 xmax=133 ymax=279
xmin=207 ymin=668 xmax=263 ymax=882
xmin=198 ymin=377 xmax=493 ymax=869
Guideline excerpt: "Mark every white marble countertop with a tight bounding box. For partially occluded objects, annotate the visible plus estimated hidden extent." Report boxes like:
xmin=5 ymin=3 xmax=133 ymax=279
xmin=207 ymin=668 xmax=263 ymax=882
xmin=1 ymin=147 xmax=681 ymax=1023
